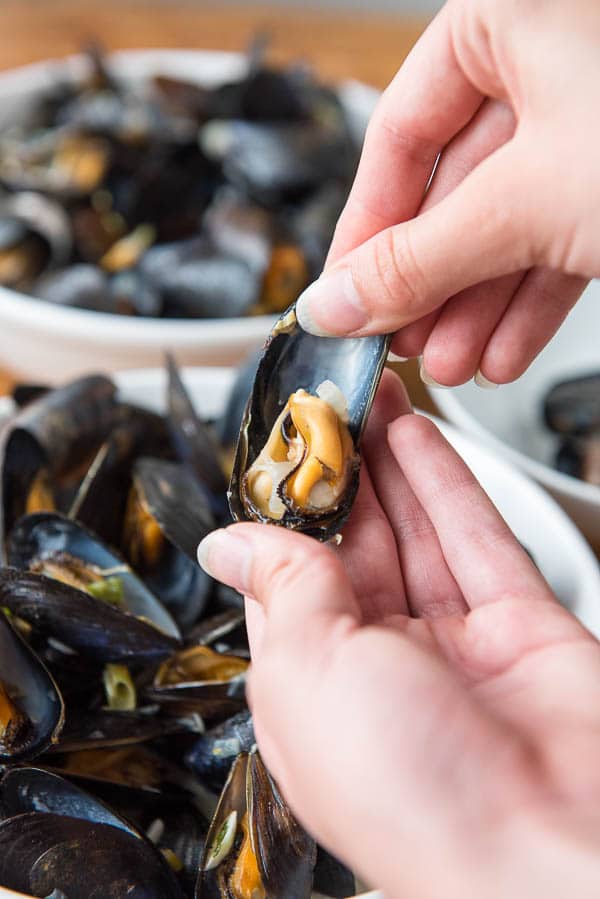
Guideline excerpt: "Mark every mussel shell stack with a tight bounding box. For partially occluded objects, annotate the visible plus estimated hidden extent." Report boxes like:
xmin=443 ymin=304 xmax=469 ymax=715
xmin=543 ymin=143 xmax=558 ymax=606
xmin=228 ymin=304 xmax=390 ymax=540
xmin=0 ymin=611 xmax=64 ymax=763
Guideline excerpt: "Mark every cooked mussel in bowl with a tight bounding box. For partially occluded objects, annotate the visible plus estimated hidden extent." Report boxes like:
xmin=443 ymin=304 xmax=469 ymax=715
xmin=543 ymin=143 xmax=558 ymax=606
xmin=0 ymin=358 xmax=369 ymax=899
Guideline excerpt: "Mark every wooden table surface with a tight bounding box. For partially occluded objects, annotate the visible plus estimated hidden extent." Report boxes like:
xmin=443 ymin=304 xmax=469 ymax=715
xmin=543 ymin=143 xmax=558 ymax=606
xmin=0 ymin=0 xmax=433 ymax=410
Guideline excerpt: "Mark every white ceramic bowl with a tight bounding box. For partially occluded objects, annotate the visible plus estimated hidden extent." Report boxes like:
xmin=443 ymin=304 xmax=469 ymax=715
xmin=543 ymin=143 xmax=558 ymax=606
xmin=1 ymin=365 xmax=599 ymax=899
xmin=432 ymin=280 xmax=600 ymax=546
xmin=0 ymin=50 xmax=378 ymax=382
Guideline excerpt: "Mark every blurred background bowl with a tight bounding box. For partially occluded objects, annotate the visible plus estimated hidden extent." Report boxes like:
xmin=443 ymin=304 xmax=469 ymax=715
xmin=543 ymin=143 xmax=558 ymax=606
xmin=0 ymin=49 xmax=378 ymax=382
xmin=432 ymin=279 xmax=600 ymax=546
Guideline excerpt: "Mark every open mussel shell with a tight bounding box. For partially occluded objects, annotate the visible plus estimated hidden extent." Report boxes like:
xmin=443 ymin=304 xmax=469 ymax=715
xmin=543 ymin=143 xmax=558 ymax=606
xmin=148 ymin=645 xmax=248 ymax=723
xmin=48 ymin=709 xmax=187 ymax=754
xmin=0 ymin=568 xmax=179 ymax=664
xmin=543 ymin=371 xmax=600 ymax=436
xmin=0 ymin=766 xmax=140 ymax=837
xmin=229 ymin=304 xmax=390 ymax=540
xmin=0 ymin=610 xmax=64 ymax=763
xmin=124 ymin=457 xmax=215 ymax=628
xmin=197 ymin=749 xmax=316 ymax=899
xmin=0 ymin=375 xmax=118 ymax=558
xmin=8 ymin=511 xmax=180 ymax=640
xmin=0 ymin=812 xmax=186 ymax=898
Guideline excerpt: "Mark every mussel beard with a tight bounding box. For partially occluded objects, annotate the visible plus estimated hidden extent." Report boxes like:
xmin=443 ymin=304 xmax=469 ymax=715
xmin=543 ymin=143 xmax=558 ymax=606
xmin=242 ymin=380 xmax=357 ymax=523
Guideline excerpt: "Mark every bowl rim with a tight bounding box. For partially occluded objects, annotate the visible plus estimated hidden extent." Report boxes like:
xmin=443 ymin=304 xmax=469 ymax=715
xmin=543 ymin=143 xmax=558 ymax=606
xmin=432 ymin=385 xmax=600 ymax=506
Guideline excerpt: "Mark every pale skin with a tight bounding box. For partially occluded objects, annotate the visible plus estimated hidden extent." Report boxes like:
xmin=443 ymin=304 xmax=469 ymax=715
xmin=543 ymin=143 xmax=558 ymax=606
xmin=198 ymin=2 xmax=600 ymax=895
xmin=295 ymin=0 xmax=600 ymax=386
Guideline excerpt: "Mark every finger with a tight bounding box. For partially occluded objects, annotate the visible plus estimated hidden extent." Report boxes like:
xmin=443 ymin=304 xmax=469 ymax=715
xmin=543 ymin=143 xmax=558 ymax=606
xmin=198 ymin=523 xmax=362 ymax=650
xmin=364 ymin=371 xmax=466 ymax=617
xmin=326 ymin=4 xmax=483 ymax=265
xmin=244 ymin=595 xmax=265 ymax=658
xmin=296 ymin=140 xmax=537 ymax=340
xmin=390 ymin=100 xmax=517 ymax=362
xmin=387 ymin=414 xmax=554 ymax=609
xmin=421 ymin=271 xmax=525 ymax=386
xmin=479 ymin=268 xmax=588 ymax=384
xmin=337 ymin=462 xmax=408 ymax=620
xmin=337 ymin=369 xmax=409 ymax=618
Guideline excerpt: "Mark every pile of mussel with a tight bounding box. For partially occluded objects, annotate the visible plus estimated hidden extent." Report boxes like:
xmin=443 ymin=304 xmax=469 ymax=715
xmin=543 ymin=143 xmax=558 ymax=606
xmin=0 ymin=42 xmax=360 ymax=319
xmin=0 ymin=356 xmax=362 ymax=898
xmin=543 ymin=372 xmax=600 ymax=487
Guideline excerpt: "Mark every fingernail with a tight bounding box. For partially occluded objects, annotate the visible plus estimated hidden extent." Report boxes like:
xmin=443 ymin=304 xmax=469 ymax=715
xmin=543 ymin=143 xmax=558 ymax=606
xmin=296 ymin=268 xmax=367 ymax=337
xmin=474 ymin=370 xmax=499 ymax=390
xmin=387 ymin=351 xmax=408 ymax=363
xmin=198 ymin=528 xmax=252 ymax=594
xmin=419 ymin=359 xmax=451 ymax=389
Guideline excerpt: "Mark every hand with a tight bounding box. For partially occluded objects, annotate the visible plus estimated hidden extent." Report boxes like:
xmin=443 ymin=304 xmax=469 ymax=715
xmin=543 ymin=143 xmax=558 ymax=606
xmin=199 ymin=371 xmax=600 ymax=899
xmin=294 ymin=0 xmax=600 ymax=386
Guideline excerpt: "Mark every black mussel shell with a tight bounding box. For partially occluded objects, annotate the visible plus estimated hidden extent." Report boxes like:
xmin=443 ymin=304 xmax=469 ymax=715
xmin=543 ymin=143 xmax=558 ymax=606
xmin=125 ymin=457 xmax=215 ymax=628
xmin=0 ymin=374 xmax=118 ymax=559
xmin=10 ymin=384 xmax=49 ymax=408
xmin=186 ymin=710 xmax=255 ymax=792
xmin=0 ymin=611 xmax=64 ymax=763
xmin=0 ymin=812 xmax=185 ymax=898
xmin=34 ymin=263 xmax=115 ymax=312
xmin=229 ymin=304 xmax=390 ymax=540
xmin=197 ymin=749 xmax=315 ymax=899
xmin=0 ymin=568 xmax=179 ymax=664
xmin=313 ymin=846 xmax=358 ymax=898
xmin=161 ymin=255 xmax=259 ymax=319
xmin=187 ymin=608 xmax=247 ymax=650
xmin=48 ymin=709 xmax=186 ymax=753
xmin=200 ymin=120 xmax=355 ymax=205
xmin=0 ymin=767 xmax=140 ymax=837
xmin=167 ymin=355 xmax=228 ymax=499
xmin=8 ymin=511 xmax=180 ymax=640
xmin=543 ymin=371 xmax=600 ymax=436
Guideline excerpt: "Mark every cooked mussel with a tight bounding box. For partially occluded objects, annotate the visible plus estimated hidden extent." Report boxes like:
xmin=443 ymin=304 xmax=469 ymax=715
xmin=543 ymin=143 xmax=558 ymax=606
xmin=0 ymin=609 xmax=64 ymax=763
xmin=229 ymin=305 xmax=390 ymax=540
xmin=197 ymin=749 xmax=316 ymax=899
xmin=122 ymin=457 xmax=215 ymax=627
xmin=8 ymin=511 xmax=180 ymax=640
xmin=0 ymin=190 xmax=71 ymax=288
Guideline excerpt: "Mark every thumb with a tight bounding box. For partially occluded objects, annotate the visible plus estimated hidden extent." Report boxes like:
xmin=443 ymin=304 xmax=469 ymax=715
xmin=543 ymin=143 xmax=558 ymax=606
xmin=296 ymin=141 xmax=538 ymax=338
